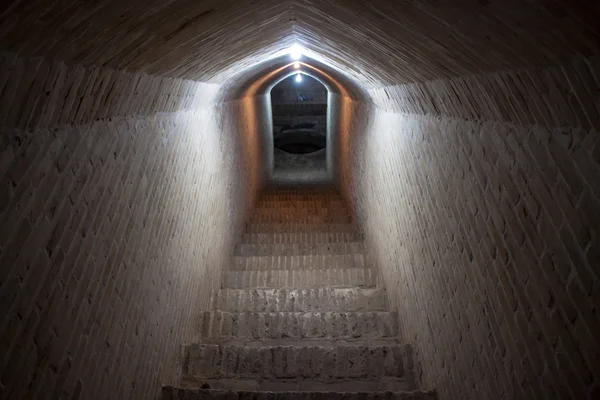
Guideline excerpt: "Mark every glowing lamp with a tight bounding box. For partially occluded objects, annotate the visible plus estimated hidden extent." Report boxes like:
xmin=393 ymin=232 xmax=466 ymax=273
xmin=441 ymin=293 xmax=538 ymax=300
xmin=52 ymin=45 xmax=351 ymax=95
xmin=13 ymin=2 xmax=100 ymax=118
xmin=289 ymin=45 xmax=303 ymax=60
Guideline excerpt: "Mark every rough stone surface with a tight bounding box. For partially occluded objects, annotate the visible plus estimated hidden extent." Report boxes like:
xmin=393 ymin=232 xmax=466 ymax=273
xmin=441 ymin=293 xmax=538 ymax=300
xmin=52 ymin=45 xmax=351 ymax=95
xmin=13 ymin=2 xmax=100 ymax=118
xmin=165 ymin=189 xmax=436 ymax=399
xmin=212 ymin=288 xmax=389 ymax=313
xmin=2 ymin=1 xmax=599 ymax=399
xmin=162 ymin=387 xmax=438 ymax=400
xmin=235 ymin=243 xmax=364 ymax=257
xmin=196 ymin=311 xmax=399 ymax=341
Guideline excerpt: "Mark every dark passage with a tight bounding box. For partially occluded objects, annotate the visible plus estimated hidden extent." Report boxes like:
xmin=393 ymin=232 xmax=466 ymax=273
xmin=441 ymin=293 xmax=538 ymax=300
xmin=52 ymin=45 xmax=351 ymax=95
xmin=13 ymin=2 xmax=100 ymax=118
xmin=0 ymin=1 xmax=599 ymax=400
xmin=271 ymin=74 xmax=328 ymax=171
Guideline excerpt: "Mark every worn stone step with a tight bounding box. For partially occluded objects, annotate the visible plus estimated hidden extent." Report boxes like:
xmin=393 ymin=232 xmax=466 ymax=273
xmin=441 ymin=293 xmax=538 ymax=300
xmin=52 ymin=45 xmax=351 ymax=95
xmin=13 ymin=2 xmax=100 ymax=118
xmin=212 ymin=288 xmax=389 ymax=313
xmin=182 ymin=344 xmax=414 ymax=381
xmin=250 ymin=215 xmax=353 ymax=224
xmin=199 ymin=337 xmax=403 ymax=347
xmin=241 ymin=232 xmax=360 ymax=245
xmin=258 ymin=194 xmax=344 ymax=201
xmin=245 ymin=223 xmax=357 ymax=234
xmin=196 ymin=311 xmax=398 ymax=341
xmin=253 ymin=206 xmax=351 ymax=214
xmin=162 ymin=387 xmax=438 ymax=399
xmin=232 ymin=254 xmax=367 ymax=271
xmin=255 ymin=202 xmax=346 ymax=209
xmin=181 ymin=378 xmax=415 ymax=393
xmin=224 ymin=269 xmax=378 ymax=288
xmin=235 ymin=243 xmax=365 ymax=256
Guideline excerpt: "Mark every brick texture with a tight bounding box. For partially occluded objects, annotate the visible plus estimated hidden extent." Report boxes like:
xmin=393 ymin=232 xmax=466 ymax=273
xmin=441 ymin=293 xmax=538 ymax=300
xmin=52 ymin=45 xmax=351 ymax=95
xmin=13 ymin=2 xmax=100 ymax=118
xmin=0 ymin=53 xmax=269 ymax=399
xmin=162 ymin=188 xmax=436 ymax=398
xmin=2 ymin=1 xmax=600 ymax=399
xmin=342 ymin=59 xmax=600 ymax=399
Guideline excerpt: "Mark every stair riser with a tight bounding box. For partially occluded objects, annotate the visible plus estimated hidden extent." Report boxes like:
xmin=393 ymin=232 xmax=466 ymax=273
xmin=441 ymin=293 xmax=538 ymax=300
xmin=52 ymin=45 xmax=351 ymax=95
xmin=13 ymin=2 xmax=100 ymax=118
xmin=181 ymin=378 xmax=414 ymax=392
xmin=257 ymin=198 xmax=344 ymax=203
xmin=224 ymin=269 xmax=378 ymax=288
xmin=213 ymin=288 xmax=389 ymax=313
xmin=235 ymin=243 xmax=364 ymax=256
xmin=183 ymin=344 xmax=412 ymax=380
xmin=163 ymin=388 xmax=438 ymax=399
xmin=197 ymin=311 xmax=398 ymax=340
xmin=232 ymin=254 xmax=367 ymax=271
xmin=252 ymin=208 xmax=351 ymax=215
xmin=250 ymin=216 xmax=353 ymax=224
xmin=245 ymin=224 xmax=356 ymax=234
xmin=241 ymin=233 xmax=359 ymax=245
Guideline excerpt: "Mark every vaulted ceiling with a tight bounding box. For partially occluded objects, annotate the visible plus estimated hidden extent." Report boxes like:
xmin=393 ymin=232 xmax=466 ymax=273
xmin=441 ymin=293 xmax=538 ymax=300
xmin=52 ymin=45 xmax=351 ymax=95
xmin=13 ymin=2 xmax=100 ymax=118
xmin=2 ymin=0 xmax=599 ymax=87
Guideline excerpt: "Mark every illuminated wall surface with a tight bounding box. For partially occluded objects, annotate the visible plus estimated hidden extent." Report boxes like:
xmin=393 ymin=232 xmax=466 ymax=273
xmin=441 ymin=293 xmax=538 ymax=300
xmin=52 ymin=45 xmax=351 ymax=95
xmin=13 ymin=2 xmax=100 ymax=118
xmin=0 ymin=2 xmax=599 ymax=399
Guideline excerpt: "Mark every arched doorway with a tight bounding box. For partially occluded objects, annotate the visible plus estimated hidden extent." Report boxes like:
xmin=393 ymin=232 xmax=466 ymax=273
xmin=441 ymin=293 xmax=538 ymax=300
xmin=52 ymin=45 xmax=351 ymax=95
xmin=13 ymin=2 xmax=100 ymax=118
xmin=270 ymin=73 xmax=328 ymax=176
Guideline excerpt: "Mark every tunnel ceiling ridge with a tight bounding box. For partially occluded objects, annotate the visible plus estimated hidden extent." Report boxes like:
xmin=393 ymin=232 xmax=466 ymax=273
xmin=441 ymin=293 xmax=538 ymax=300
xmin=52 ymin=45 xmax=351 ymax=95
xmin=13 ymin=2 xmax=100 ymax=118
xmin=2 ymin=0 xmax=598 ymax=88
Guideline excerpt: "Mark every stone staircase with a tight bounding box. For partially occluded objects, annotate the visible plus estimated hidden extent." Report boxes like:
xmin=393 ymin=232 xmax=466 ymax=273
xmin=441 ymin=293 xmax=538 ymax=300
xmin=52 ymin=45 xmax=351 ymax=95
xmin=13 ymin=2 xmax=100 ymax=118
xmin=162 ymin=188 xmax=437 ymax=399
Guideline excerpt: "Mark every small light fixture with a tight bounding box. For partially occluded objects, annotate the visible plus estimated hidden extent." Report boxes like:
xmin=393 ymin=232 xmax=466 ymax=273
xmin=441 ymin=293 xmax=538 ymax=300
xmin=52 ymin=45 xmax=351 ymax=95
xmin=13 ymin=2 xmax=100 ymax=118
xmin=295 ymin=73 xmax=303 ymax=83
xmin=289 ymin=45 xmax=303 ymax=60
xmin=294 ymin=62 xmax=301 ymax=69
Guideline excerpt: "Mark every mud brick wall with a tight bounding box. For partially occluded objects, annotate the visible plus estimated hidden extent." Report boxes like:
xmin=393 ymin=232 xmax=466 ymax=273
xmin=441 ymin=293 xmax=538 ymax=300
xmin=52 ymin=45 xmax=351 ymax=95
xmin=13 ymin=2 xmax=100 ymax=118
xmin=0 ymin=52 xmax=268 ymax=399
xmin=342 ymin=57 xmax=600 ymax=399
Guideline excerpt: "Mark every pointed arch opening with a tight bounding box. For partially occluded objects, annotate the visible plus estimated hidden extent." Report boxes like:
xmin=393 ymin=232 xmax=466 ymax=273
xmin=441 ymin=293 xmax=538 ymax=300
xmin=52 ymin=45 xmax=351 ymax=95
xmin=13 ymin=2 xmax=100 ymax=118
xmin=270 ymin=73 xmax=329 ymax=175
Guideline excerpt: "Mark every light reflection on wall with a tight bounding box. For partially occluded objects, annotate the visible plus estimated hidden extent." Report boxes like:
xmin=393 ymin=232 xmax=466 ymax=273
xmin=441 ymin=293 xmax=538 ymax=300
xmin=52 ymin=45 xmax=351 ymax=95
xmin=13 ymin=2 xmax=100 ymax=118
xmin=238 ymin=61 xmax=358 ymax=180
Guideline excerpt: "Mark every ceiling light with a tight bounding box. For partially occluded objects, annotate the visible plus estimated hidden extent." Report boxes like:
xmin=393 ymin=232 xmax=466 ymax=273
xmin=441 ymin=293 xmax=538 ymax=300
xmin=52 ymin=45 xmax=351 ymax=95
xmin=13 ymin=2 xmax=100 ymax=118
xmin=289 ymin=45 xmax=303 ymax=60
xmin=294 ymin=62 xmax=300 ymax=69
xmin=295 ymin=73 xmax=303 ymax=83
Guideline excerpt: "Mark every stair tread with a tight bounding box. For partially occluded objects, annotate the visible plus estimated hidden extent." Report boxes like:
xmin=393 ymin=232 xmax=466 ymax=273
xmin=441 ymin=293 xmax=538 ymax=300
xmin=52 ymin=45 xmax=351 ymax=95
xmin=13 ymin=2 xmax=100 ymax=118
xmin=224 ymin=269 xmax=378 ymax=288
xmin=232 ymin=254 xmax=368 ymax=271
xmin=235 ymin=243 xmax=365 ymax=257
xmin=182 ymin=341 xmax=414 ymax=382
xmin=162 ymin=190 xmax=437 ymax=399
xmin=241 ymin=232 xmax=360 ymax=244
xmin=163 ymin=387 xmax=437 ymax=399
xmin=245 ymin=223 xmax=358 ymax=233
xmin=197 ymin=310 xmax=398 ymax=340
xmin=213 ymin=287 xmax=389 ymax=312
xmin=179 ymin=378 xmax=415 ymax=392
xmin=197 ymin=338 xmax=402 ymax=346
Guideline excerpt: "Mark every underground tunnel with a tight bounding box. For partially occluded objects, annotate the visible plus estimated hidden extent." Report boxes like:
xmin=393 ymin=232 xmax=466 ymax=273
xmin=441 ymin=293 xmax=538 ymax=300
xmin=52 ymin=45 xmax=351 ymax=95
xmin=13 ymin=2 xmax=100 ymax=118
xmin=271 ymin=73 xmax=329 ymax=177
xmin=0 ymin=1 xmax=599 ymax=399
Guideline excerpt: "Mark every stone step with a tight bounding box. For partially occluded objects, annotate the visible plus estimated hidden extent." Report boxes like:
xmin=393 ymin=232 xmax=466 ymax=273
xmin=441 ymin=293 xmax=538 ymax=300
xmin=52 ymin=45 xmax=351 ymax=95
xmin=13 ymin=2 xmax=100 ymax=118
xmin=239 ymin=232 xmax=358 ymax=246
xmin=258 ymin=194 xmax=344 ymax=201
xmin=235 ymin=243 xmax=365 ymax=256
xmin=199 ymin=338 xmax=403 ymax=347
xmin=196 ymin=311 xmax=398 ymax=341
xmin=212 ymin=288 xmax=389 ymax=313
xmin=250 ymin=215 xmax=353 ymax=224
xmin=224 ymin=269 xmax=378 ymax=288
xmin=180 ymin=378 xmax=414 ymax=393
xmin=252 ymin=206 xmax=351 ymax=214
xmin=162 ymin=387 xmax=438 ymax=399
xmin=241 ymin=232 xmax=360 ymax=245
xmin=232 ymin=254 xmax=367 ymax=271
xmin=256 ymin=199 xmax=345 ymax=206
xmin=245 ymin=223 xmax=357 ymax=234
xmin=181 ymin=344 xmax=414 ymax=382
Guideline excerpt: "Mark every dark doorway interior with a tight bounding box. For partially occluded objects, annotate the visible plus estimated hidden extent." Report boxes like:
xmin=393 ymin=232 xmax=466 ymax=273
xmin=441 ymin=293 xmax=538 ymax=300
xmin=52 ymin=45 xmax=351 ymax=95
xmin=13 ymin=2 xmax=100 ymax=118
xmin=271 ymin=74 xmax=328 ymax=172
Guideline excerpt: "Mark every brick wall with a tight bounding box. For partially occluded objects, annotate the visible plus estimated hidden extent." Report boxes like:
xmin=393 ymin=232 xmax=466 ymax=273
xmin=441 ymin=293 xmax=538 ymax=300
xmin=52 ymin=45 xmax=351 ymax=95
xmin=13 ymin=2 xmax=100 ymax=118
xmin=342 ymin=57 xmax=600 ymax=399
xmin=0 ymin=53 xmax=268 ymax=399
